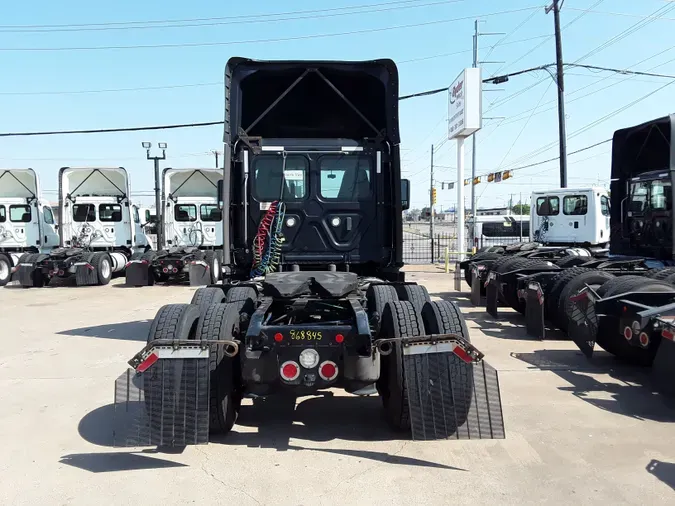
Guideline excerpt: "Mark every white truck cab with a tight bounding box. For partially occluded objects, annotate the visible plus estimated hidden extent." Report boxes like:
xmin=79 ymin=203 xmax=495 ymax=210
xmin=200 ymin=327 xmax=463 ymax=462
xmin=530 ymin=187 xmax=610 ymax=247
xmin=0 ymin=169 xmax=60 ymax=286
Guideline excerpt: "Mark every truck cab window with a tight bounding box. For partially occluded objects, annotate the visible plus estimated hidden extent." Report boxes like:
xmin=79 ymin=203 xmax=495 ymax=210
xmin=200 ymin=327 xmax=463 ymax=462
xmin=650 ymin=180 xmax=671 ymax=211
xmin=200 ymin=204 xmax=222 ymax=222
xmin=319 ymin=155 xmax=372 ymax=200
xmin=175 ymin=204 xmax=197 ymax=222
xmin=99 ymin=204 xmax=122 ymax=222
xmin=601 ymin=196 xmax=610 ymax=216
xmin=536 ymin=196 xmax=559 ymax=216
xmin=132 ymin=206 xmax=140 ymax=224
xmin=73 ymin=204 xmax=96 ymax=222
xmin=629 ymin=180 xmax=670 ymax=212
xmin=563 ymin=195 xmax=588 ymax=215
xmin=253 ymin=155 xmax=308 ymax=201
xmin=9 ymin=205 xmax=31 ymax=222
xmin=43 ymin=206 xmax=55 ymax=225
xmin=0 ymin=205 xmax=5 ymax=222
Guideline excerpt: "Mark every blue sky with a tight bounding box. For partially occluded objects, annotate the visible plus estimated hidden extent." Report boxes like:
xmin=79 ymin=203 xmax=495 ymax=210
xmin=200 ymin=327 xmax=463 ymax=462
xmin=0 ymin=0 xmax=674 ymax=209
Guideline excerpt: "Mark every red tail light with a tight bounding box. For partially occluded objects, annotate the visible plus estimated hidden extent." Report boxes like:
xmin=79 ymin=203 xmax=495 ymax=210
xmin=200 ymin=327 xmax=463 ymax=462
xmin=639 ymin=332 xmax=650 ymax=347
xmin=335 ymin=334 xmax=344 ymax=343
xmin=162 ymin=267 xmax=169 ymax=273
xmin=318 ymin=361 xmax=338 ymax=381
xmin=274 ymin=333 xmax=283 ymax=342
xmin=623 ymin=326 xmax=633 ymax=340
xmin=280 ymin=361 xmax=300 ymax=381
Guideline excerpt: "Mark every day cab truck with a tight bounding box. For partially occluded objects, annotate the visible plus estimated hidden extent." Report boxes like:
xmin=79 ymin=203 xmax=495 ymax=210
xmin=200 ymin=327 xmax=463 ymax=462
xmin=111 ymin=58 xmax=505 ymax=447
xmin=15 ymin=167 xmax=152 ymax=287
xmin=463 ymin=114 xmax=675 ymax=394
xmin=0 ymin=169 xmax=60 ymax=286
xmin=125 ymin=167 xmax=223 ymax=286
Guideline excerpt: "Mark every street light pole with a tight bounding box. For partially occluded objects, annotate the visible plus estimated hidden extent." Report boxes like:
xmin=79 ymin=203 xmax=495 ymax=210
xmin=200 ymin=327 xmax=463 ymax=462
xmin=143 ymin=142 xmax=167 ymax=250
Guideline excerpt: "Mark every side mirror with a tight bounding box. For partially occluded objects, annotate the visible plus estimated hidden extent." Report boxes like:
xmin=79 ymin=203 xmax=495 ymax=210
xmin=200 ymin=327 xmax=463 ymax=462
xmin=401 ymin=179 xmax=410 ymax=211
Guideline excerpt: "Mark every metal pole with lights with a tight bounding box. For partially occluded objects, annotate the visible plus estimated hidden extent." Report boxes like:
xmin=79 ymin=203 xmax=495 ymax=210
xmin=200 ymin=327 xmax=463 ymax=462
xmin=143 ymin=142 xmax=167 ymax=250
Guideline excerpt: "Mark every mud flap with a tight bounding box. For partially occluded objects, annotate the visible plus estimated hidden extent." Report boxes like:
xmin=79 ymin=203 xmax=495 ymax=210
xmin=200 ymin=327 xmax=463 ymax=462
xmin=188 ymin=261 xmax=211 ymax=286
xmin=486 ymin=271 xmax=500 ymax=318
xmin=75 ymin=261 xmax=98 ymax=286
xmin=15 ymin=263 xmax=37 ymax=287
xmin=113 ymin=350 xmax=210 ymax=447
xmin=470 ymin=266 xmax=482 ymax=307
xmin=403 ymin=344 xmax=505 ymax=440
xmin=652 ymin=333 xmax=675 ymax=397
xmin=525 ymin=281 xmax=546 ymax=340
xmin=567 ymin=290 xmax=598 ymax=358
xmin=124 ymin=261 xmax=151 ymax=287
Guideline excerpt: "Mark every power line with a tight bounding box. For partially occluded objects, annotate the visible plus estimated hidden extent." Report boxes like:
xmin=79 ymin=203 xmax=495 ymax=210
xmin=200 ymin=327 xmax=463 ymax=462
xmin=0 ymin=7 xmax=541 ymax=52
xmin=0 ymin=0 xmax=467 ymax=33
xmin=565 ymin=7 xmax=675 ymax=22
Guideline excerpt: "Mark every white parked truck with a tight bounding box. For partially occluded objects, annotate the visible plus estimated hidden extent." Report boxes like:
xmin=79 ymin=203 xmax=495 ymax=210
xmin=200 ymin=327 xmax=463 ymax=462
xmin=0 ymin=168 xmax=60 ymax=286
xmin=126 ymin=167 xmax=223 ymax=286
xmin=15 ymin=167 xmax=152 ymax=287
xmin=530 ymin=187 xmax=610 ymax=248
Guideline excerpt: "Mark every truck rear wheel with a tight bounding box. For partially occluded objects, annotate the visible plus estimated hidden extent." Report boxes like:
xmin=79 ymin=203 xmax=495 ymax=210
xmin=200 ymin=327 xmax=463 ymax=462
xmin=0 ymin=254 xmax=11 ymax=286
xmin=226 ymin=286 xmax=257 ymax=303
xmin=199 ymin=303 xmax=243 ymax=435
xmin=92 ymin=252 xmax=112 ymax=286
xmin=395 ymin=284 xmax=431 ymax=311
xmin=377 ymin=300 xmax=424 ymax=431
xmin=203 ymin=250 xmax=220 ymax=284
xmin=366 ymin=284 xmax=399 ymax=321
xmin=421 ymin=300 xmax=473 ymax=431
xmin=191 ymin=286 xmax=227 ymax=310
xmin=594 ymin=276 xmax=673 ymax=366
xmin=147 ymin=303 xmax=201 ymax=344
xmin=644 ymin=267 xmax=675 ymax=281
xmin=555 ymin=269 xmax=615 ymax=332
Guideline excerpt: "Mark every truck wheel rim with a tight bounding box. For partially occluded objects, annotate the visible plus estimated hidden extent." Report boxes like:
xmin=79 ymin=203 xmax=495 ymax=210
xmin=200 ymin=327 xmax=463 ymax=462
xmin=101 ymin=259 xmax=111 ymax=278
xmin=0 ymin=259 xmax=8 ymax=280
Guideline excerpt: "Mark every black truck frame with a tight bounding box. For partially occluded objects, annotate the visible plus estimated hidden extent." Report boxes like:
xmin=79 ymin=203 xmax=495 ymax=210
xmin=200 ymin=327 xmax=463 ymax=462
xmin=461 ymin=115 xmax=675 ymax=394
xmin=111 ymin=58 xmax=506 ymax=446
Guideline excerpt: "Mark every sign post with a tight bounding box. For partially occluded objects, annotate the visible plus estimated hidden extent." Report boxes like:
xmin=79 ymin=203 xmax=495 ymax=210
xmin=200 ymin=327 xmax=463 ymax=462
xmin=448 ymin=68 xmax=482 ymax=261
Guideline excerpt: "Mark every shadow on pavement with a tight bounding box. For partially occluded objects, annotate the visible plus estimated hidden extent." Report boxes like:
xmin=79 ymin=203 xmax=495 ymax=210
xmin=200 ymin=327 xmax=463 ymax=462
xmin=59 ymin=452 xmax=187 ymax=473
xmin=57 ymin=320 xmax=150 ymax=341
xmin=78 ymin=393 xmax=461 ymax=471
xmin=646 ymin=459 xmax=675 ymax=491
xmin=512 ymin=349 xmax=675 ymax=422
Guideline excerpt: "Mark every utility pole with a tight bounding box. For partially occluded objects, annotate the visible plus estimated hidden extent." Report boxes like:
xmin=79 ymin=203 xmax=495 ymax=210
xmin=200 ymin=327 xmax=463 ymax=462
xmin=143 ymin=141 xmax=167 ymax=250
xmin=430 ymin=144 xmax=435 ymax=240
xmin=212 ymin=150 xmax=221 ymax=169
xmin=547 ymin=0 xmax=568 ymax=188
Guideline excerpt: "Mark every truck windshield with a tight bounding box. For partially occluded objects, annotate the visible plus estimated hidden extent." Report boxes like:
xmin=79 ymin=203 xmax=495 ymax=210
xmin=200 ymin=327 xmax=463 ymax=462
xmin=175 ymin=204 xmax=197 ymax=222
xmin=200 ymin=204 xmax=221 ymax=221
xmin=629 ymin=179 xmax=671 ymax=213
xmin=253 ymin=155 xmax=307 ymax=201
xmin=9 ymin=205 xmax=31 ymax=222
xmin=319 ymin=155 xmax=372 ymax=201
xmin=73 ymin=204 xmax=96 ymax=222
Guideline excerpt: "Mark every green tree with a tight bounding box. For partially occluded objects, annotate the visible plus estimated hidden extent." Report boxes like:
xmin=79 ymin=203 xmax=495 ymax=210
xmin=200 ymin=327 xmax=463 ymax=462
xmin=511 ymin=203 xmax=530 ymax=215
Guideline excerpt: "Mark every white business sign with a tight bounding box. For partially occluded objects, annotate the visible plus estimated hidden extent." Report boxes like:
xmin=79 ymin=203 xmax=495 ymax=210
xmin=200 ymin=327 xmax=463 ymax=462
xmin=448 ymin=68 xmax=482 ymax=139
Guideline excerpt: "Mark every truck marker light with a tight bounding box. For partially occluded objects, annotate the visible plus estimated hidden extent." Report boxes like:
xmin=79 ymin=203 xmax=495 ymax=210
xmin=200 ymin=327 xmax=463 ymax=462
xmin=335 ymin=333 xmax=345 ymax=343
xmin=299 ymin=349 xmax=319 ymax=369
xmin=137 ymin=352 xmax=159 ymax=373
xmin=639 ymin=332 xmax=649 ymax=347
xmin=280 ymin=361 xmax=300 ymax=381
xmin=319 ymin=361 xmax=338 ymax=381
xmin=274 ymin=332 xmax=284 ymax=342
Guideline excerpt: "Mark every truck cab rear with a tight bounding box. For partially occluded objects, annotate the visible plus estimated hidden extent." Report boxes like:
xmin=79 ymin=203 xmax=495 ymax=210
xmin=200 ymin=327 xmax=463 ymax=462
xmin=125 ymin=168 xmax=223 ymax=286
xmin=113 ymin=58 xmax=505 ymax=447
xmin=0 ymin=169 xmax=59 ymax=286
xmin=16 ymin=167 xmax=152 ymax=287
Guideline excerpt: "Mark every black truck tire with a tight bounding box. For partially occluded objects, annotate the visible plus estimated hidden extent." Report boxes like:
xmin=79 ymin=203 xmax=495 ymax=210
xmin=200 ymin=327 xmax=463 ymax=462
xmin=226 ymin=286 xmax=258 ymax=303
xmin=0 ymin=254 xmax=12 ymax=286
xmin=147 ymin=303 xmax=201 ymax=344
xmin=500 ymin=258 xmax=556 ymax=314
xmin=92 ymin=252 xmax=113 ymax=286
xmin=395 ymin=284 xmax=431 ymax=311
xmin=644 ymin=267 xmax=675 ymax=281
xmin=366 ymin=284 xmax=399 ymax=320
xmin=203 ymin=250 xmax=220 ymax=284
xmin=464 ymin=252 xmax=502 ymax=286
xmin=554 ymin=269 xmax=615 ymax=332
xmin=420 ymin=300 xmax=473 ymax=431
xmin=199 ymin=302 xmax=243 ymax=434
xmin=191 ymin=286 xmax=227 ymax=309
xmin=377 ymin=300 xmax=424 ymax=432
xmin=555 ymin=256 xmax=589 ymax=269
xmin=594 ymin=276 xmax=674 ymax=366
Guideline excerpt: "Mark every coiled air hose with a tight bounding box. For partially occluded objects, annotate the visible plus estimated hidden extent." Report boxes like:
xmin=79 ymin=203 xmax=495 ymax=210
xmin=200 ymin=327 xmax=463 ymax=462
xmin=250 ymin=201 xmax=285 ymax=277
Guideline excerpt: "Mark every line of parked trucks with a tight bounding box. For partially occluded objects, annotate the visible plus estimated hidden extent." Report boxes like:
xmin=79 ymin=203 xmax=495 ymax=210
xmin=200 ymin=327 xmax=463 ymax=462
xmin=460 ymin=113 xmax=675 ymax=395
xmin=0 ymin=165 xmax=225 ymax=288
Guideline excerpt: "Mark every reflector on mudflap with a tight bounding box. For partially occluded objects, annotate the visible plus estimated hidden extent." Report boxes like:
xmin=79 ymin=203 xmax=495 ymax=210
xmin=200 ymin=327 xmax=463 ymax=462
xmin=399 ymin=336 xmax=505 ymax=440
xmin=113 ymin=345 xmax=210 ymax=447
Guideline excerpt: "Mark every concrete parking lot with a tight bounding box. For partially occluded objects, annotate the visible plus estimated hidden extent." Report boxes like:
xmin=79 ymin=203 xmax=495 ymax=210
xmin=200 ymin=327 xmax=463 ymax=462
xmin=1 ymin=269 xmax=674 ymax=505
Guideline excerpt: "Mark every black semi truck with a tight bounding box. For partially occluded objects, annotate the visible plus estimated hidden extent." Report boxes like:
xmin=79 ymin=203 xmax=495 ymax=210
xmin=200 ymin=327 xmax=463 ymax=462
xmin=111 ymin=58 xmax=506 ymax=446
xmin=462 ymin=114 xmax=675 ymax=393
